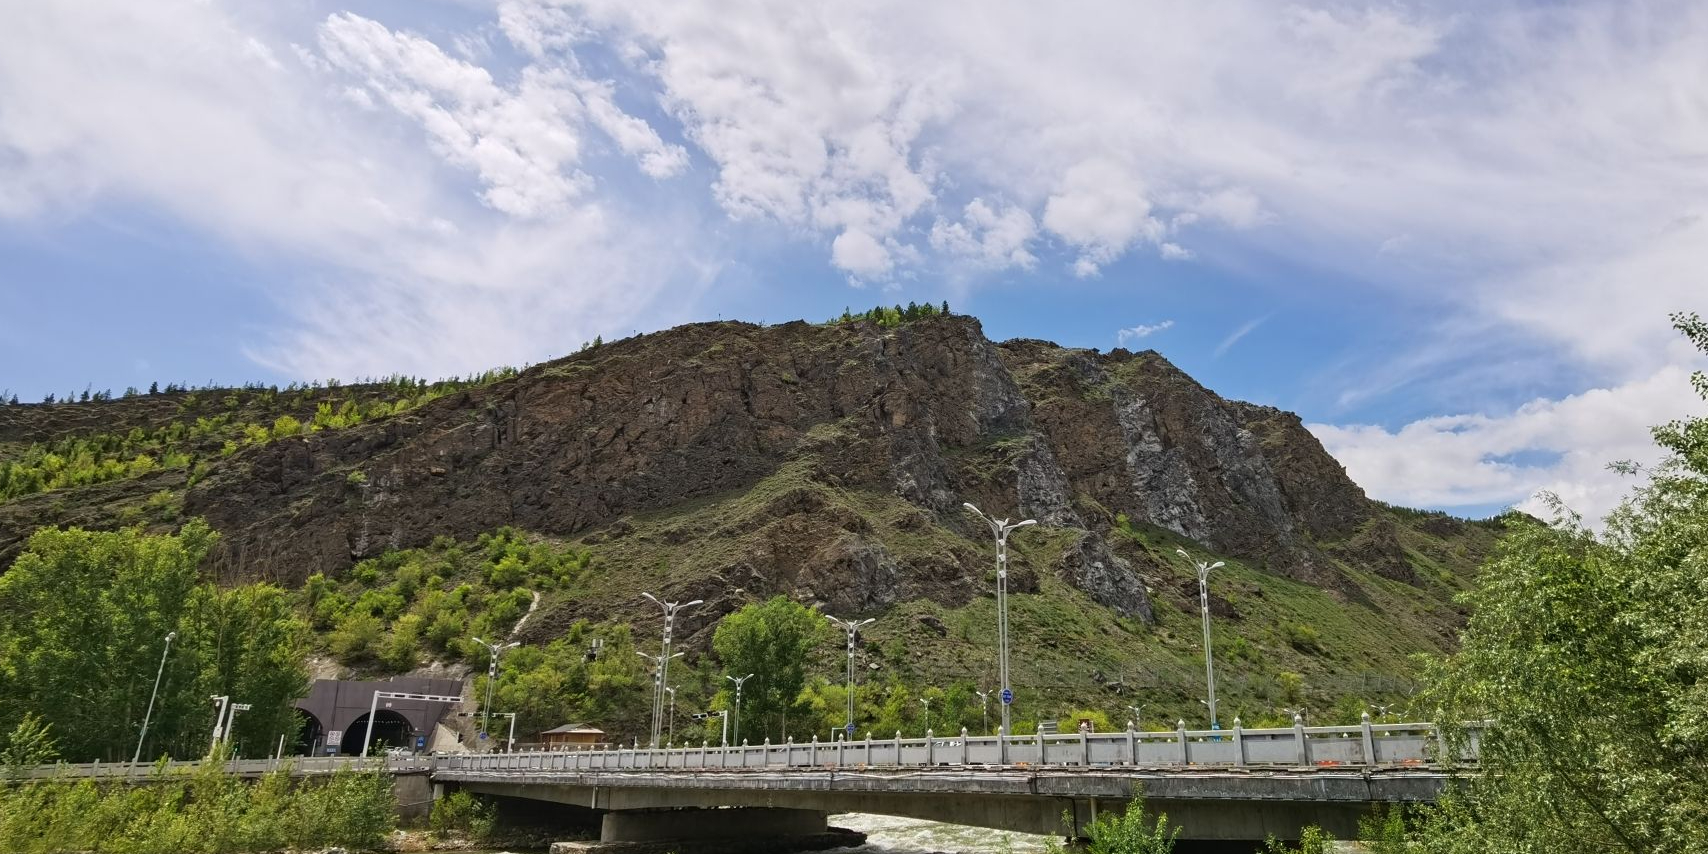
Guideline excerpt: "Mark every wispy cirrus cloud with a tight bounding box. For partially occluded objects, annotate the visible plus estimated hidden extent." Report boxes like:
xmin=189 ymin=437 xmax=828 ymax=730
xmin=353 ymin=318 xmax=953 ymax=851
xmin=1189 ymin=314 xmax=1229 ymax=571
xmin=1214 ymin=317 xmax=1267 ymax=358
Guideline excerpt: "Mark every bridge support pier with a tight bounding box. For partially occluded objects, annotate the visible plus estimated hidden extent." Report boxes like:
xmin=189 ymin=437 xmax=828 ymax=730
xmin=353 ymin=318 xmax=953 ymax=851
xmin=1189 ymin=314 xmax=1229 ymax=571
xmin=600 ymin=807 xmax=827 ymax=843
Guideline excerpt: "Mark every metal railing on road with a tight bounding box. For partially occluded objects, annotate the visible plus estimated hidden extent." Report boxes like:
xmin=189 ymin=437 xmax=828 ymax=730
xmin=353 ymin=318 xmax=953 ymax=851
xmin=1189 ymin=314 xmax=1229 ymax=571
xmin=442 ymin=719 xmax=1480 ymax=774
xmin=15 ymin=754 xmax=432 ymax=781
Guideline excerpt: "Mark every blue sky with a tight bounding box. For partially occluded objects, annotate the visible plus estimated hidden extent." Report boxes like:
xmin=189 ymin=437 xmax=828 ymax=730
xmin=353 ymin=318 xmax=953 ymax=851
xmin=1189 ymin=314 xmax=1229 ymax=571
xmin=2 ymin=0 xmax=1705 ymax=522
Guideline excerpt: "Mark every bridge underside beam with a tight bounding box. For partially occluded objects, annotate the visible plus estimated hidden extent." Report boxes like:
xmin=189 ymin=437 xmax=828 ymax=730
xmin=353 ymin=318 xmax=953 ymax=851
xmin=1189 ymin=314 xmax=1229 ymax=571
xmin=601 ymin=807 xmax=827 ymax=843
xmin=458 ymin=780 xmax=1393 ymax=841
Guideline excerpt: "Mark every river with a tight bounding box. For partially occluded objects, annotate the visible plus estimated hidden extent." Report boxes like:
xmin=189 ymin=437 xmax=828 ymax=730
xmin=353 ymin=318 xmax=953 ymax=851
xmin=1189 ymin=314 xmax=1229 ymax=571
xmin=465 ymin=812 xmax=1054 ymax=853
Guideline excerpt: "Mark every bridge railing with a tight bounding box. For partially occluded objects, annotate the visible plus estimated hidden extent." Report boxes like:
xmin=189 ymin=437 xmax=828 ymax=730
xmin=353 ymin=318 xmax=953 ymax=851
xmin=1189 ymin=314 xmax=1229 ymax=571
xmin=441 ymin=720 xmax=1481 ymax=774
xmin=16 ymin=754 xmax=436 ymax=781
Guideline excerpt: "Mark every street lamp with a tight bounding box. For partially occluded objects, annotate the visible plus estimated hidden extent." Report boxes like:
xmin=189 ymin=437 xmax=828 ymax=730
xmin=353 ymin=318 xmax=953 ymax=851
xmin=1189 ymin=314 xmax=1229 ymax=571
xmin=1369 ymin=703 xmax=1395 ymax=722
xmin=641 ymin=593 xmax=702 ymax=748
xmin=963 ymin=502 xmax=1036 ymax=748
xmin=825 ymin=615 xmax=875 ymax=740
xmin=1128 ymin=704 xmax=1145 ymax=731
xmin=919 ymin=697 xmax=931 ymax=735
xmin=133 ymin=631 xmax=175 ymax=764
xmin=1177 ymin=548 xmax=1225 ymax=729
xmin=471 ymin=637 xmax=519 ymax=740
xmin=975 ymin=689 xmax=991 ymax=735
xmin=726 ymin=673 xmax=753 ymax=744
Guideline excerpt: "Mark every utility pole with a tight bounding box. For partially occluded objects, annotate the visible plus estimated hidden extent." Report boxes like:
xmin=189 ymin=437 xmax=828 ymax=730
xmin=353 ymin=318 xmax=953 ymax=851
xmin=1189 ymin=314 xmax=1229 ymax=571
xmin=825 ymin=615 xmax=874 ymax=740
xmin=642 ymin=593 xmax=702 ymax=749
xmin=963 ymin=503 xmax=1036 ymax=749
xmin=471 ymin=637 xmax=519 ymax=744
xmin=133 ymin=631 xmax=175 ymax=764
xmin=727 ymin=673 xmax=753 ymax=744
xmin=1177 ymin=548 xmax=1226 ymax=730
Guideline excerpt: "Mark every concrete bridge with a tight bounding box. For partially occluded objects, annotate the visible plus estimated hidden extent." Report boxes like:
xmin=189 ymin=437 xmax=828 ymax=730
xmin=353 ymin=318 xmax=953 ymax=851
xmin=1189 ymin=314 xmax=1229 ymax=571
xmin=26 ymin=719 xmax=1479 ymax=847
xmin=438 ymin=718 xmax=1478 ymax=846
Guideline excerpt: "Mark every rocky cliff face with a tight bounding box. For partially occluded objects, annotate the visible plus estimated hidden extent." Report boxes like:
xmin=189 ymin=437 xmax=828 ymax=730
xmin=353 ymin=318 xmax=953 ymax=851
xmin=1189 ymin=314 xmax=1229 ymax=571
xmin=23 ymin=314 xmax=1383 ymax=622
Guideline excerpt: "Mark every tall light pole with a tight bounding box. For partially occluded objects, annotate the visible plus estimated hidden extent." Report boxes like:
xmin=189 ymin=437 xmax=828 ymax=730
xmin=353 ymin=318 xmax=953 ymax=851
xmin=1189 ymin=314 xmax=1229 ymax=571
xmin=642 ymin=593 xmax=702 ymax=749
xmin=825 ymin=615 xmax=874 ymax=740
xmin=963 ymin=503 xmax=1036 ymax=745
xmin=1177 ymin=548 xmax=1225 ymax=730
xmin=727 ymin=673 xmax=753 ymax=744
xmin=1128 ymin=704 xmax=1146 ymax=731
xmin=975 ymin=689 xmax=991 ymax=735
xmin=918 ymin=697 xmax=931 ymax=735
xmin=133 ymin=631 xmax=176 ymax=764
xmin=225 ymin=704 xmax=252 ymax=754
xmin=471 ymin=637 xmax=519 ymax=743
xmin=638 ymin=649 xmax=683 ymax=745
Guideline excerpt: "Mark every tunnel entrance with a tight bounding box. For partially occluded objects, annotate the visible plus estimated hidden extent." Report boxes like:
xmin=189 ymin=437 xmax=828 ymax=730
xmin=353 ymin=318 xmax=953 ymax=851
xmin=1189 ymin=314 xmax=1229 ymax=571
xmin=293 ymin=709 xmax=326 ymax=756
xmin=341 ymin=710 xmax=414 ymax=755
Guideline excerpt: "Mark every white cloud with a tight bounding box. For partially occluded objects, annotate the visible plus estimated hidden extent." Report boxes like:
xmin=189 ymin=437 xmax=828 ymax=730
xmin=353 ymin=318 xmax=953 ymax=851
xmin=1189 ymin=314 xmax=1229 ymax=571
xmin=1311 ymin=363 xmax=1706 ymax=523
xmin=929 ymin=198 xmax=1037 ymax=269
xmin=1215 ymin=317 xmax=1267 ymax=358
xmin=1116 ymin=321 xmax=1174 ymax=345
xmin=0 ymin=2 xmax=706 ymax=380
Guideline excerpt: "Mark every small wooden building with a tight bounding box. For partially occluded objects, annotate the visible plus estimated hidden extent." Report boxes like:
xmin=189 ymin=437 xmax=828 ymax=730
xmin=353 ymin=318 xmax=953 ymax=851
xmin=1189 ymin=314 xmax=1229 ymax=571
xmin=540 ymin=723 xmax=608 ymax=749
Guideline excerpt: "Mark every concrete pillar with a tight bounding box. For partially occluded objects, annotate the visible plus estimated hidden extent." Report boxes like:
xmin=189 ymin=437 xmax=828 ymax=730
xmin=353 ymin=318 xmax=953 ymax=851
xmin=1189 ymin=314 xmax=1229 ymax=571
xmin=600 ymin=807 xmax=828 ymax=843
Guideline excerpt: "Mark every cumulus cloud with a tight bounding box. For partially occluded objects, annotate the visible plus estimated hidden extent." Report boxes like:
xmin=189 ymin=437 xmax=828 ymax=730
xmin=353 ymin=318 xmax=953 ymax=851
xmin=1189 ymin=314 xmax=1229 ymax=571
xmin=1116 ymin=321 xmax=1174 ymax=345
xmin=1311 ymin=362 xmax=1706 ymax=523
xmin=0 ymin=2 xmax=705 ymax=380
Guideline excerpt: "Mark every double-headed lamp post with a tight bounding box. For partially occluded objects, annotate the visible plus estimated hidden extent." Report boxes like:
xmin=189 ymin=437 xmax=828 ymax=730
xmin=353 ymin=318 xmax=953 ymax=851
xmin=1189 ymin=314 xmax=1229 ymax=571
xmin=825 ymin=615 xmax=874 ymax=740
xmin=1177 ymin=548 xmax=1226 ymax=730
xmin=727 ymin=673 xmax=753 ymax=744
xmin=641 ymin=593 xmax=702 ymax=749
xmin=133 ymin=630 xmax=176 ymax=764
xmin=963 ymin=503 xmax=1036 ymax=744
xmin=471 ymin=637 xmax=519 ymax=740
xmin=975 ymin=689 xmax=991 ymax=735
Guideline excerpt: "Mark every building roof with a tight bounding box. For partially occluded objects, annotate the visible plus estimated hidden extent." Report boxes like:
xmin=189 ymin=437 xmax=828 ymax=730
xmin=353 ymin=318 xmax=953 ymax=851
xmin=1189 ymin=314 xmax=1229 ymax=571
xmin=540 ymin=723 xmax=606 ymax=735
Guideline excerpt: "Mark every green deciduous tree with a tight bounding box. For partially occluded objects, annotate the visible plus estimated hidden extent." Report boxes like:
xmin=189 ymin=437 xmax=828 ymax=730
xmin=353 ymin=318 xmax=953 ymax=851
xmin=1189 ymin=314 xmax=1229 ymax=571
xmin=712 ymin=596 xmax=832 ymax=741
xmin=0 ymin=522 xmax=308 ymax=762
xmin=1413 ymin=312 xmax=1708 ymax=854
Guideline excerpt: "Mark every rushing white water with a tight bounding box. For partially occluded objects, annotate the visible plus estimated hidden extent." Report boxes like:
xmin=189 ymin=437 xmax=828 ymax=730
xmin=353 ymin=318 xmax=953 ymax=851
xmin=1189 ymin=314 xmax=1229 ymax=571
xmin=831 ymin=813 xmax=1055 ymax=854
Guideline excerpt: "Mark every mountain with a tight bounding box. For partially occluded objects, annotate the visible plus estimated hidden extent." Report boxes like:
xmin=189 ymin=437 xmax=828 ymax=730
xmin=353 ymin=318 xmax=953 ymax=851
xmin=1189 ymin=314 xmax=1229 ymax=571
xmin=0 ymin=314 xmax=1498 ymax=721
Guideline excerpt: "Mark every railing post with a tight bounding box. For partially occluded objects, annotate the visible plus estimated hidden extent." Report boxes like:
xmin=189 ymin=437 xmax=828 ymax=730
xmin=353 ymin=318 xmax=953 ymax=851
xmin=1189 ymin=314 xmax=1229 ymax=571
xmin=1360 ymin=712 xmax=1376 ymax=765
xmin=1126 ymin=722 xmax=1136 ymax=765
xmin=1293 ymin=714 xmax=1309 ymax=766
xmin=809 ymin=735 xmax=817 ymax=767
xmin=1080 ymin=726 xmax=1090 ymax=766
xmin=1177 ymin=720 xmax=1189 ymax=765
xmin=866 ymin=732 xmax=873 ymax=766
xmin=895 ymin=731 xmax=903 ymax=766
xmin=961 ymin=728 xmax=970 ymax=765
xmin=1232 ymin=717 xmax=1245 ymax=767
xmin=742 ymin=739 xmax=750 ymax=768
xmin=926 ymin=730 xmax=935 ymax=766
xmin=764 ymin=738 xmax=771 ymax=767
xmin=1036 ymin=727 xmax=1046 ymax=764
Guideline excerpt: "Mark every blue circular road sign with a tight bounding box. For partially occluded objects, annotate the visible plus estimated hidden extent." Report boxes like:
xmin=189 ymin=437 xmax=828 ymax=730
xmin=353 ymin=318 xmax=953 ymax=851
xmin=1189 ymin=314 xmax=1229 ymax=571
xmin=845 ymin=723 xmax=856 ymax=735
xmin=1000 ymin=688 xmax=1014 ymax=705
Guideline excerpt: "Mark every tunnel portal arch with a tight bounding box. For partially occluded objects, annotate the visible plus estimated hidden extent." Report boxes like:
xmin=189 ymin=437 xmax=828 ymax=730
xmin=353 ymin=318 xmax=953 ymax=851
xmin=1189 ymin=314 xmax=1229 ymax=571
xmin=340 ymin=710 xmax=413 ymax=755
